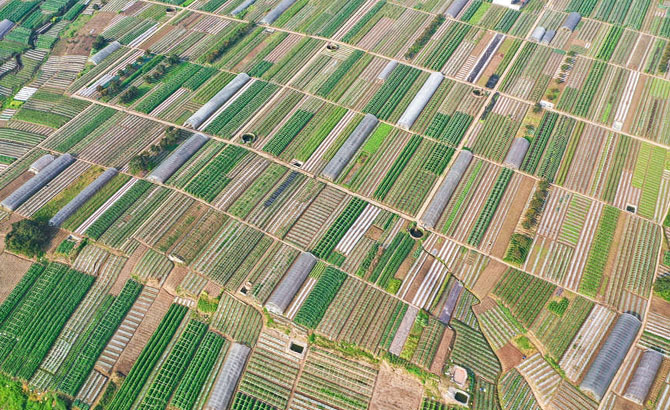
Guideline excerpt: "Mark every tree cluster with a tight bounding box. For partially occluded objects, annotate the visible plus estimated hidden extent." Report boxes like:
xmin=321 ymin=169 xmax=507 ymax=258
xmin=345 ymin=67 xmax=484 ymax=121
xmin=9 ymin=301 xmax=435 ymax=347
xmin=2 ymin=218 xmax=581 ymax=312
xmin=404 ymin=15 xmax=445 ymax=59
xmin=204 ymin=23 xmax=255 ymax=64
xmin=129 ymin=126 xmax=182 ymax=174
xmin=654 ymin=275 xmax=670 ymax=302
xmin=5 ymin=218 xmax=53 ymax=258
xmin=522 ymin=179 xmax=549 ymax=230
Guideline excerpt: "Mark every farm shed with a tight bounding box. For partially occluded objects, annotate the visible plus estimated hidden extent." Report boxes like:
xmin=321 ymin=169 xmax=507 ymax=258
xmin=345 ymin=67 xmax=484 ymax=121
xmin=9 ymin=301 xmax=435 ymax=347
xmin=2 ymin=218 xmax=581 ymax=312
xmin=29 ymin=154 xmax=54 ymax=173
xmin=89 ymin=41 xmax=121 ymax=65
xmin=322 ymin=113 xmax=379 ymax=180
xmin=49 ymin=168 xmax=118 ymax=227
xmin=0 ymin=19 xmax=14 ymax=40
xmin=503 ymin=138 xmax=530 ymax=169
xmin=530 ymin=26 xmax=545 ymax=42
xmin=1 ymin=153 xmax=75 ymax=211
xmin=231 ymin=0 xmax=256 ymax=15
xmin=541 ymin=30 xmax=556 ymax=44
xmin=266 ymin=252 xmax=317 ymax=314
xmin=184 ymin=73 xmax=250 ymax=129
xmin=624 ymin=350 xmax=663 ymax=405
xmin=580 ymin=313 xmax=641 ymax=401
xmin=562 ymin=12 xmax=581 ymax=31
xmin=398 ymin=72 xmax=444 ymax=130
xmin=260 ymin=0 xmax=298 ymax=24
xmin=421 ymin=150 xmax=473 ymax=229
xmin=378 ymin=60 xmax=398 ymax=81
xmin=147 ymin=133 xmax=209 ymax=183
xmin=445 ymin=0 xmax=469 ymax=18
xmin=204 ymin=343 xmax=250 ymax=410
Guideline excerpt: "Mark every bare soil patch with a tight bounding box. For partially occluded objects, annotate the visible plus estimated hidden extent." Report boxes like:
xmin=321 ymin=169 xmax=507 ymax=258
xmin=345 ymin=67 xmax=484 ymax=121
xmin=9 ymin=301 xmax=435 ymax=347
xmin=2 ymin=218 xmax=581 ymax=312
xmin=115 ymin=288 xmax=173 ymax=376
xmin=54 ymin=12 xmax=117 ymax=56
xmin=164 ymin=265 xmax=188 ymax=296
xmin=403 ymin=253 xmax=434 ymax=303
xmin=429 ymin=327 xmax=453 ymax=375
xmin=472 ymin=259 xmax=507 ymax=300
xmin=369 ymin=361 xmax=423 ymax=410
xmin=491 ymin=176 xmax=535 ymax=258
xmin=497 ymin=342 xmax=524 ymax=372
xmin=0 ymin=252 xmax=32 ymax=303
xmin=110 ymin=243 xmax=147 ymax=296
xmin=650 ymin=295 xmax=670 ymax=317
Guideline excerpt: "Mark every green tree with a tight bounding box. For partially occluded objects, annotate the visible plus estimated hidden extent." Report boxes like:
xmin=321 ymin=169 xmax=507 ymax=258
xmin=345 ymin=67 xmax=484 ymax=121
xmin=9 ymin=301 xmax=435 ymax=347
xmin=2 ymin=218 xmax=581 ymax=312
xmin=654 ymin=275 xmax=670 ymax=302
xmin=5 ymin=219 xmax=52 ymax=258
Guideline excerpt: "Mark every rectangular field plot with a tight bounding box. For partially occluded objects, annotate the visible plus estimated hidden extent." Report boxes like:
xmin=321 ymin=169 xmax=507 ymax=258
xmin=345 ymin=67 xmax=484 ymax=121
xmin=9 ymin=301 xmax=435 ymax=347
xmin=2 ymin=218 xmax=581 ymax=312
xmin=523 ymin=185 xmax=660 ymax=310
xmin=335 ymin=1 xmax=431 ymax=59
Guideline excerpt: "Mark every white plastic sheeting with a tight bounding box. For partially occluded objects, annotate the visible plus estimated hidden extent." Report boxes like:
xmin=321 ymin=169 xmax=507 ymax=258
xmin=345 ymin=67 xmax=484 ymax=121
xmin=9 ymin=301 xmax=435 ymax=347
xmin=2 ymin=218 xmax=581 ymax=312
xmin=147 ymin=133 xmax=209 ymax=183
xmin=266 ymin=252 xmax=317 ymax=315
xmin=530 ymin=26 xmax=545 ymax=42
xmin=445 ymin=0 xmax=469 ymax=17
xmin=29 ymin=154 xmax=55 ymax=173
xmin=231 ymin=0 xmax=256 ymax=15
xmin=204 ymin=343 xmax=250 ymax=410
xmin=562 ymin=12 xmax=581 ymax=31
xmin=0 ymin=19 xmax=14 ymax=40
xmin=322 ymin=113 xmax=378 ymax=180
xmin=49 ymin=168 xmax=118 ymax=227
xmin=1 ymin=154 xmax=75 ymax=211
xmin=260 ymin=0 xmax=297 ymax=24
xmin=503 ymin=138 xmax=530 ymax=169
xmin=580 ymin=313 xmax=641 ymax=401
xmin=421 ymin=150 xmax=473 ymax=229
xmin=183 ymin=73 xmax=250 ymax=129
xmin=377 ymin=60 xmax=398 ymax=81
xmin=398 ymin=72 xmax=443 ymax=130
xmin=624 ymin=350 xmax=663 ymax=405
xmin=89 ymin=41 xmax=121 ymax=65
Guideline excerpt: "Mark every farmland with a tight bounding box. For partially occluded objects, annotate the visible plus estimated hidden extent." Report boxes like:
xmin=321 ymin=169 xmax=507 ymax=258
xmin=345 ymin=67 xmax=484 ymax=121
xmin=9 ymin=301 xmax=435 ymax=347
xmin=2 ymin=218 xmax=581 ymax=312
xmin=0 ymin=0 xmax=668 ymax=409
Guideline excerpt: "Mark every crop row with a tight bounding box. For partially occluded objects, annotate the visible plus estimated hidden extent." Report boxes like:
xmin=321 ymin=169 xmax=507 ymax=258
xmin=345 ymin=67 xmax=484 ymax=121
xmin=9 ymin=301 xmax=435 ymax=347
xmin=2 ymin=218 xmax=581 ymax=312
xmin=579 ymin=205 xmax=620 ymax=297
xmin=294 ymin=267 xmax=347 ymax=328
xmin=468 ymin=168 xmax=513 ymax=247
xmin=365 ymin=64 xmax=420 ymax=120
xmin=109 ymin=303 xmax=188 ymax=410
xmin=493 ymin=268 xmax=556 ymax=327
xmin=185 ymin=145 xmax=248 ymax=201
xmin=58 ymin=279 xmax=143 ymax=396
xmin=374 ymin=135 xmax=421 ymax=200
xmin=138 ymin=320 xmax=208 ymax=409
xmin=136 ymin=63 xmax=203 ymax=113
xmin=0 ymin=263 xmax=44 ymax=327
xmin=204 ymin=81 xmax=278 ymax=138
xmin=263 ymin=109 xmax=315 ymax=156
xmin=171 ymin=331 xmax=226 ymax=410
xmin=1 ymin=265 xmax=94 ymax=380
xmin=521 ymin=112 xmax=558 ymax=174
xmin=425 ymin=112 xmax=473 ymax=147
xmin=312 ymin=197 xmax=367 ymax=260
xmin=84 ymin=180 xmax=151 ymax=239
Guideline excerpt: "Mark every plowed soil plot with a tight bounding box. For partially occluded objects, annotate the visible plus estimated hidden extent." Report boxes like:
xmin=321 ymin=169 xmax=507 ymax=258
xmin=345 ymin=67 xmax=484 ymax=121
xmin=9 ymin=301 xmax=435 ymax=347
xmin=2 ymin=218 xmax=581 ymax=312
xmin=497 ymin=342 xmax=524 ymax=372
xmin=430 ymin=327 xmax=454 ymax=374
xmin=650 ymin=295 xmax=670 ymax=317
xmin=369 ymin=362 xmax=423 ymax=410
xmin=115 ymin=289 xmax=174 ymax=375
xmin=0 ymin=171 xmax=33 ymax=202
xmin=472 ymin=259 xmax=507 ymax=300
xmin=491 ymin=177 xmax=534 ymax=259
xmin=0 ymin=252 xmax=32 ymax=304
xmin=53 ymin=12 xmax=117 ymax=56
